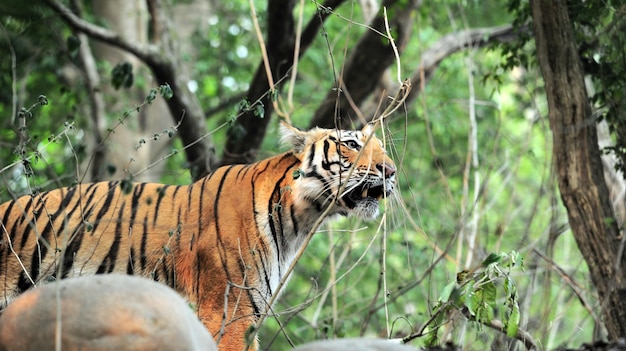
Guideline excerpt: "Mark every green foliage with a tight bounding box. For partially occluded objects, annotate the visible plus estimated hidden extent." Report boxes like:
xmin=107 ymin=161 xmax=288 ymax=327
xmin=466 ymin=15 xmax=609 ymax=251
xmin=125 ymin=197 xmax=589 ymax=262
xmin=111 ymin=62 xmax=134 ymax=90
xmin=424 ymin=251 xmax=523 ymax=346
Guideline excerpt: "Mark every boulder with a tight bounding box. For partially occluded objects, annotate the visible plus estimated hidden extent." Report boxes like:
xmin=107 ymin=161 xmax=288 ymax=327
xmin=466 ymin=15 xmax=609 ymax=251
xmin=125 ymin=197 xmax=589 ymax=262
xmin=0 ymin=274 xmax=216 ymax=351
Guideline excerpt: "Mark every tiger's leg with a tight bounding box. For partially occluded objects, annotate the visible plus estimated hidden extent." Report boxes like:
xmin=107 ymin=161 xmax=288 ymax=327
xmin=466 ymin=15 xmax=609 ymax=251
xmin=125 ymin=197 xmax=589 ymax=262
xmin=197 ymin=308 xmax=258 ymax=351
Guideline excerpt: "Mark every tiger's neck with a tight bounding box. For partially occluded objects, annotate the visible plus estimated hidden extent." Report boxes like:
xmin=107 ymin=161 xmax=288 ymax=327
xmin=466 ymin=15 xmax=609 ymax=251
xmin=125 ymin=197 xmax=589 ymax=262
xmin=250 ymin=152 xmax=329 ymax=285
xmin=191 ymin=152 xmax=333 ymax=306
xmin=229 ymin=152 xmax=337 ymax=299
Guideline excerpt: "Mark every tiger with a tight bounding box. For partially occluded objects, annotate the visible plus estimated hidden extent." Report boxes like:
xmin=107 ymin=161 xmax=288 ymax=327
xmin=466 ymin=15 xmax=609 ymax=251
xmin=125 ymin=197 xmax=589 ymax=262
xmin=0 ymin=122 xmax=396 ymax=351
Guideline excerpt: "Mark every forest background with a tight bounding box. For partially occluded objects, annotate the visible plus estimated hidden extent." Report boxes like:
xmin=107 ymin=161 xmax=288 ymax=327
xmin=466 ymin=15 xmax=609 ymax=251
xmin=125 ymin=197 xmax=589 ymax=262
xmin=1 ymin=0 xmax=625 ymax=350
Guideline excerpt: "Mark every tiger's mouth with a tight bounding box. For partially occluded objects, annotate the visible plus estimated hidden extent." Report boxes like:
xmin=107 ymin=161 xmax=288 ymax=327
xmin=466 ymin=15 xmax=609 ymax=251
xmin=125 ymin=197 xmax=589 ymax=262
xmin=342 ymin=181 xmax=392 ymax=209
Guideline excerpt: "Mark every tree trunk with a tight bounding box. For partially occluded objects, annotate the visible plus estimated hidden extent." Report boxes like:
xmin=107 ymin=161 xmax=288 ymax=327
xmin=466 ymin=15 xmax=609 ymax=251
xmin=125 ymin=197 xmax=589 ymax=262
xmin=91 ymin=0 xmax=173 ymax=183
xmin=531 ymin=0 xmax=626 ymax=339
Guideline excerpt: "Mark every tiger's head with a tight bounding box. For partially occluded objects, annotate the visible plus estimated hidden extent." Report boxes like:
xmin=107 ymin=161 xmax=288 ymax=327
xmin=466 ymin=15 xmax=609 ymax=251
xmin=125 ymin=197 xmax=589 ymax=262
xmin=281 ymin=123 xmax=396 ymax=220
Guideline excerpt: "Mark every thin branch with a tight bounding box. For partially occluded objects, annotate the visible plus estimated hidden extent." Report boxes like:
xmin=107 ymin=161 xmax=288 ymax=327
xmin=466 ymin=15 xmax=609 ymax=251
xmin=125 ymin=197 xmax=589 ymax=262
xmin=43 ymin=0 xmax=159 ymax=62
xmin=360 ymin=24 xmax=524 ymax=123
xmin=299 ymin=0 xmax=347 ymax=56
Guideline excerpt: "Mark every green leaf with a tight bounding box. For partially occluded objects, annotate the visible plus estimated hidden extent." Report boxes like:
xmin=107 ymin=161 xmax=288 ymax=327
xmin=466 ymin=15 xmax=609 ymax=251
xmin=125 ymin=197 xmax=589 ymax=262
xmin=106 ymin=164 xmax=117 ymax=175
xmin=145 ymin=89 xmax=157 ymax=104
xmin=237 ymin=98 xmax=250 ymax=111
xmin=159 ymin=83 xmax=173 ymax=99
xmin=120 ymin=178 xmax=133 ymax=194
xmin=67 ymin=35 xmax=81 ymax=59
xmin=506 ymin=302 xmax=521 ymax=337
xmin=292 ymin=169 xmax=305 ymax=179
xmin=464 ymin=287 xmax=476 ymax=315
xmin=38 ymin=95 xmax=48 ymax=106
xmin=481 ymin=281 xmax=498 ymax=306
xmin=481 ymin=252 xmax=503 ymax=267
xmin=439 ymin=281 xmax=456 ymax=302
xmin=479 ymin=304 xmax=495 ymax=324
xmin=111 ymin=62 xmax=134 ymax=90
xmin=270 ymin=88 xmax=279 ymax=102
xmin=253 ymin=103 xmax=265 ymax=118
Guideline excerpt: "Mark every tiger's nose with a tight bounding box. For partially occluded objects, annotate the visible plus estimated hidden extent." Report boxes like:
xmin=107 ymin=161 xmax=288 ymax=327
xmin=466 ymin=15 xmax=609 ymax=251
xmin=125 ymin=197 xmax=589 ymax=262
xmin=377 ymin=162 xmax=396 ymax=178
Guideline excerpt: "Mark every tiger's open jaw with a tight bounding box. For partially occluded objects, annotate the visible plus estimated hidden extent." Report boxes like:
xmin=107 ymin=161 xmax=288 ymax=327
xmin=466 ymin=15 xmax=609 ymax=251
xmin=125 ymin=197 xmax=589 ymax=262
xmin=341 ymin=181 xmax=393 ymax=219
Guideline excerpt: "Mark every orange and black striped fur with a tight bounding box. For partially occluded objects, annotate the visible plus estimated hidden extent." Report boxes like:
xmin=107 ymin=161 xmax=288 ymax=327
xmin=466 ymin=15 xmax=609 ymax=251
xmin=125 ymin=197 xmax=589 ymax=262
xmin=0 ymin=123 xmax=396 ymax=351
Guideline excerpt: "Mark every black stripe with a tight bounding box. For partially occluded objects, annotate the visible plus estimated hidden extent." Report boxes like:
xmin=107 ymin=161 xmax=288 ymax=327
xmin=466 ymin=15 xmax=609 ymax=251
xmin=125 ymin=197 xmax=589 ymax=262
xmin=0 ymin=200 xmax=16 ymax=275
xmin=258 ymin=238 xmax=272 ymax=297
xmin=59 ymin=186 xmax=100 ymax=278
xmin=153 ymin=185 xmax=170 ymax=226
xmin=1 ymin=200 xmax=15 ymax=239
xmin=236 ymin=164 xmax=248 ymax=180
xmin=164 ymin=255 xmax=175 ymax=286
xmin=290 ymin=204 xmax=299 ymax=235
xmin=323 ymin=140 xmax=331 ymax=163
xmin=140 ymin=216 xmax=148 ymax=271
xmin=238 ymin=257 xmax=262 ymax=319
xmin=127 ymin=247 xmax=135 ymax=275
xmin=17 ymin=196 xmax=33 ymax=225
xmin=19 ymin=193 xmax=49 ymax=249
xmin=177 ymin=207 xmax=182 ymax=235
xmin=185 ymin=183 xmax=194 ymax=209
xmin=77 ymin=183 xmax=101 ymax=227
xmin=307 ymin=145 xmax=316 ymax=165
xmin=214 ymin=166 xmax=235 ymax=282
xmin=16 ymin=271 xmax=32 ymax=293
xmin=197 ymin=174 xmax=212 ymax=237
xmin=172 ymin=185 xmax=181 ymax=199
xmin=266 ymin=162 xmax=299 ymax=266
xmin=96 ymin=201 xmax=125 ymax=274
xmin=303 ymin=168 xmax=333 ymax=211
xmin=55 ymin=183 xmax=100 ymax=246
xmin=321 ymin=140 xmax=343 ymax=171
xmin=255 ymin=162 xmax=271 ymax=178
xmin=249 ymin=179 xmax=272 ymax=295
xmin=32 ymin=186 xmax=80 ymax=281
xmin=90 ymin=182 xmax=119 ymax=235
xmin=129 ymin=183 xmax=146 ymax=230
xmin=60 ymin=220 xmax=87 ymax=279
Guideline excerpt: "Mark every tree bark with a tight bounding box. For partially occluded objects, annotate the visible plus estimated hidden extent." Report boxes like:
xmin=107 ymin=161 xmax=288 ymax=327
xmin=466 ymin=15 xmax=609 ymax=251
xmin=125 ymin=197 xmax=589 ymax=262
xmin=531 ymin=0 xmax=626 ymax=339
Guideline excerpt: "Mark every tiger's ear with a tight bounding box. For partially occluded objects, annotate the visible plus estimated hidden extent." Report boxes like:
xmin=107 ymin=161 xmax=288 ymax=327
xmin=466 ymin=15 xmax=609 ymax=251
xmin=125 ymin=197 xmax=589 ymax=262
xmin=361 ymin=123 xmax=375 ymax=136
xmin=280 ymin=121 xmax=308 ymax=153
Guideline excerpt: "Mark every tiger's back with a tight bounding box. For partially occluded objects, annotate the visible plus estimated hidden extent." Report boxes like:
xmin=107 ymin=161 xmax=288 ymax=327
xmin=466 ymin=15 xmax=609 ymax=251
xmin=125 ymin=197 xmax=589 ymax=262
xmin=0 ymin=124 xmax=397 ymax=351
xmin=1 ymin=180 xmax=194 ymax=294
